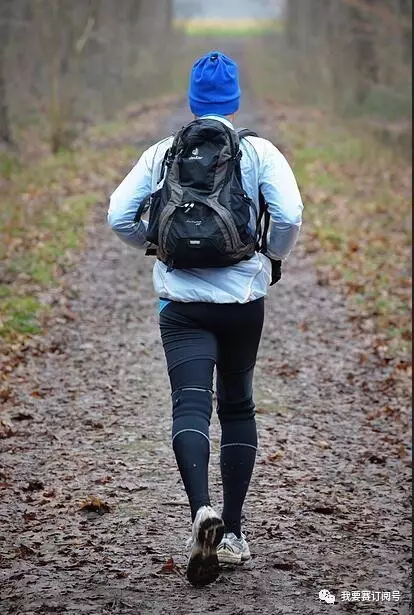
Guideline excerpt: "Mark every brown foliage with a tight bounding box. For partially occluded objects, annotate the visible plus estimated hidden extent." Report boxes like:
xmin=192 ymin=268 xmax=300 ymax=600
xmin=284 ymin=0 xmax=412 ymax=135
xmin=3 ymin=0 xmax=176 ymax=151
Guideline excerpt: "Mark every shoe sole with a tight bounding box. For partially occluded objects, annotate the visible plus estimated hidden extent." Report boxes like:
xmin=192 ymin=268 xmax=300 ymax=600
xmin=186 ymin=516 xmax=225 ymax=587
xmin=217 ymin=551 xmax=251 ymax=566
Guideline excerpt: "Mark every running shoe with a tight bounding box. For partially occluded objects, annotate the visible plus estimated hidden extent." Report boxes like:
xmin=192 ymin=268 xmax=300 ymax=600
xmin=217 ymin=532 xmax=251 ymax=565
xmin=186 ymin=506 xmax=224 ymax=587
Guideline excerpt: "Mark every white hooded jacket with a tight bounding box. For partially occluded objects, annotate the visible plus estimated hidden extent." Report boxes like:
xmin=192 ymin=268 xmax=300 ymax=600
xmin=108 ymin=115 xmax=303 ymax=305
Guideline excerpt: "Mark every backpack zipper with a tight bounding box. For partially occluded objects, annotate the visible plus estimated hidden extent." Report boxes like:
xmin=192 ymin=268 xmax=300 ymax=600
xmin=158 ymin=200 xmax=241 ymax=258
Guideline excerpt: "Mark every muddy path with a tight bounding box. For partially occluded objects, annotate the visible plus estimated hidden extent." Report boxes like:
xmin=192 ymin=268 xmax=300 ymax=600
xmin=0 ymin=96 xmax=411 ymax=615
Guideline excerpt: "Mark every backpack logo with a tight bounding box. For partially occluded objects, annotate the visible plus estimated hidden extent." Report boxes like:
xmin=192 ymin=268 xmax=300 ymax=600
xmin=189 ymin=147 xmax=203 ymax=160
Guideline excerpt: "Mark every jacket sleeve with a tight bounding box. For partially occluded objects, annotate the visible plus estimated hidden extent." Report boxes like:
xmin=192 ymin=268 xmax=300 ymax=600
xmin=107 ymin=146 xmax=154 ymax=249
xmin=258 ymin=139 xmax=303 ymax=260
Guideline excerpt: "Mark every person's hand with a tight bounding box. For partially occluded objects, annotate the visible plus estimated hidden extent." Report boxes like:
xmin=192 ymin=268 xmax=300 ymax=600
xmin=269 ymin=259 xmax=282 ymax=286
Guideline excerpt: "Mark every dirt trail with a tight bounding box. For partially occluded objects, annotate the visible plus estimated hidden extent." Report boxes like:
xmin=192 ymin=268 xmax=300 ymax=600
xmin=0 ymin=99 xmax=411 ymax=615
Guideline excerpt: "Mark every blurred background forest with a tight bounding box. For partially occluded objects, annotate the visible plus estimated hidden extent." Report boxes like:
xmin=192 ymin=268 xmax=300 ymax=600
xmin=1 ymin=5 xmax=411 ymax=609
xmin=0 ymin=0 xmax=411 ymax=153
xmin=0 ymin=0 xmax=412 ymax=373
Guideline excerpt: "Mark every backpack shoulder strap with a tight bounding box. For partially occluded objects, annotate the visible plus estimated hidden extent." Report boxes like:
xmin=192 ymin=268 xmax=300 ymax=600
xmin=157 ymin=148 xmax=170 ymax=184
xmin=238 ymin=128 xmax=270 ymax=254
xmin=234 ymin=128 xmax=254 ymax=184
xmin=156 ymin=127 xmax=184 ymax=184
xmin=238 ymin=128 xmax=259 ymax=140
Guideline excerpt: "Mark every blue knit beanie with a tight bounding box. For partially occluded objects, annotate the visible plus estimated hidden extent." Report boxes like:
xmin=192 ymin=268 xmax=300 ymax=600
xmin=188 ymin=51 xmax=241 ymax=117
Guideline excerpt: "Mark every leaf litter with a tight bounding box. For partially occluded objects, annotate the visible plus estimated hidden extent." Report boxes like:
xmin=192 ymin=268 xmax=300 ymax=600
xmin=0 ymin=86 xmax=411 ymax=614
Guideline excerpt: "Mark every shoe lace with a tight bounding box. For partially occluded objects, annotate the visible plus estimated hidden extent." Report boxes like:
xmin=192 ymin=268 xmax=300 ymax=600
xmin=218 ymin=539 xmax=235 ymax=553
xmin=218 ymin=533 xmax=246 ymax=551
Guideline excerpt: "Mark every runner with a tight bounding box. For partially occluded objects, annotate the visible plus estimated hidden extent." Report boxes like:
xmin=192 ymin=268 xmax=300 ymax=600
xmin=108 ymin=50 xmax=303 ymax=587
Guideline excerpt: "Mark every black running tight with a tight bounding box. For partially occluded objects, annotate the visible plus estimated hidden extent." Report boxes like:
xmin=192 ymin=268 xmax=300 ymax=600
xmin=159 ymin=297 xmax=264 ymax=537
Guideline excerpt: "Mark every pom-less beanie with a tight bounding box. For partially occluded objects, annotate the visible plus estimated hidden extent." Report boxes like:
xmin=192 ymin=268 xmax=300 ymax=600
xmin=188 ymin=51 xmax=241 ymax=117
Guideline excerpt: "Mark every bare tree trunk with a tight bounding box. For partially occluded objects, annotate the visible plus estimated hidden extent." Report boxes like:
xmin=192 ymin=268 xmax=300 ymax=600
xmin=47 ymin=0 xmax=100 ymax=152
xmin=2 ymin=0 xmax=179 ymax=145
xmin=398 ymin=0 xmax=412 ymax=63
xmin=345 ymin=0 xmax=379 ymax=104
xmin=0 ymin=0 xmax=13 ymax=143
xmin=285 ymin=0 xmax=301 ymax=49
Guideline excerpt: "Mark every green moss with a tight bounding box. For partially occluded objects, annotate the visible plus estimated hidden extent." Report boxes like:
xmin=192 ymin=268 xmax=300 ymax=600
xmin=0 ymin=285 xmax=12 ymax=299
xmin=5 ymin=191 xmax=101 ymax=285
xmin=267 ymin=102 xmax=411 ymax=351
xmin=0 ymin=117 xmax=143 ymax=343
xmin=0 ymin=296 xmax=43 ymax=337
xmin=0 ymin=152 xmax=21 ymax=179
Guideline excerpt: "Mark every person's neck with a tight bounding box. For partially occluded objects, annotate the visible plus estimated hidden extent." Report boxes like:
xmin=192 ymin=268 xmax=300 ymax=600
xmin=196 ymin=114 xmax=235 ymax=121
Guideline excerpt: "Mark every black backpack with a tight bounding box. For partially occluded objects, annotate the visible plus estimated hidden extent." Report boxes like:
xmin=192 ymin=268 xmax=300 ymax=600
xmin=137 ymin=118 xmax=269 ymax=269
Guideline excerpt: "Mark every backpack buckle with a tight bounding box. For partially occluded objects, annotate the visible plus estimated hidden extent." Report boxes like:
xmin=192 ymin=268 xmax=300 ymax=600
xmin=177 ymin=202 xmax=194 ymax=214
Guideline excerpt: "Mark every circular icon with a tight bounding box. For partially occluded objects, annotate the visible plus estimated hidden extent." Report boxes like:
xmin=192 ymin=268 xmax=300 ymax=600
xmin=319 ymin=589 xmax=336 ymax=604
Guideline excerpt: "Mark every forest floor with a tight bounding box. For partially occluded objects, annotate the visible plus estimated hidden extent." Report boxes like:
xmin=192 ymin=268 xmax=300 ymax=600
xmin=0 ymin=63 xmax=412 ymax=614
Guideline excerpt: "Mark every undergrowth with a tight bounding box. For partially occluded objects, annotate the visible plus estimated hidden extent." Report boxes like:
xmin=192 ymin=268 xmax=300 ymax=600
xmin=289 ymin=119 xmax=411 ymax=356
xmin=245 ymin=39 xmax=412 ymax=358
xmin=0 ymin=100 xmax=175 ymax=344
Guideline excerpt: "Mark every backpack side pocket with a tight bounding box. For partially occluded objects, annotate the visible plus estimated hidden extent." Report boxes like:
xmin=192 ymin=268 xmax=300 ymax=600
xmin=145 ymin=189 xmax=163 ymax=245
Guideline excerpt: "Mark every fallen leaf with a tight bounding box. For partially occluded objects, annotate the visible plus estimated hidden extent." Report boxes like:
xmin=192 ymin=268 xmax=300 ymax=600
xmin=316 ymin=440 xmax=331 ymax=449
xmin=79 ymin=496 xmax=111 ymax=514
xmin=24 ymin=479 xmax=44 ymax=492
xmin=61 ymin=307 xmax=77 ymax=321
xmin=117 ymin=483 xmax=148 ymax=492
xmin=17 ymin=544 xmax=37 ymax=557
xmin=0 ymin=420 xmax=16 ymax=438
xmin=42 ymin=489 xmax=56 ymax=498
xmin=313 ymin=505 xmax=335 ymax=515
xmin=23 ymin=510 xmax=37 ymax=521
xmin=94 ymin=475 xmax=113 ymax=485
xmin=268 ymin=451 xmax=283 ymax=461
xmin=30 ymin=390 xmax=43 ymax=398
xmin=277 ymin=363 xmax=300 ymax=378
xmin=0 ymin=386 xmax=12 ymax=402
xmin=159 ymin=557 xmax=180 ymax=575
xmin=12 ymin=411 xmax=33 ymax=421
xmin=272 ymin=560 xmax=296 ymax=571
